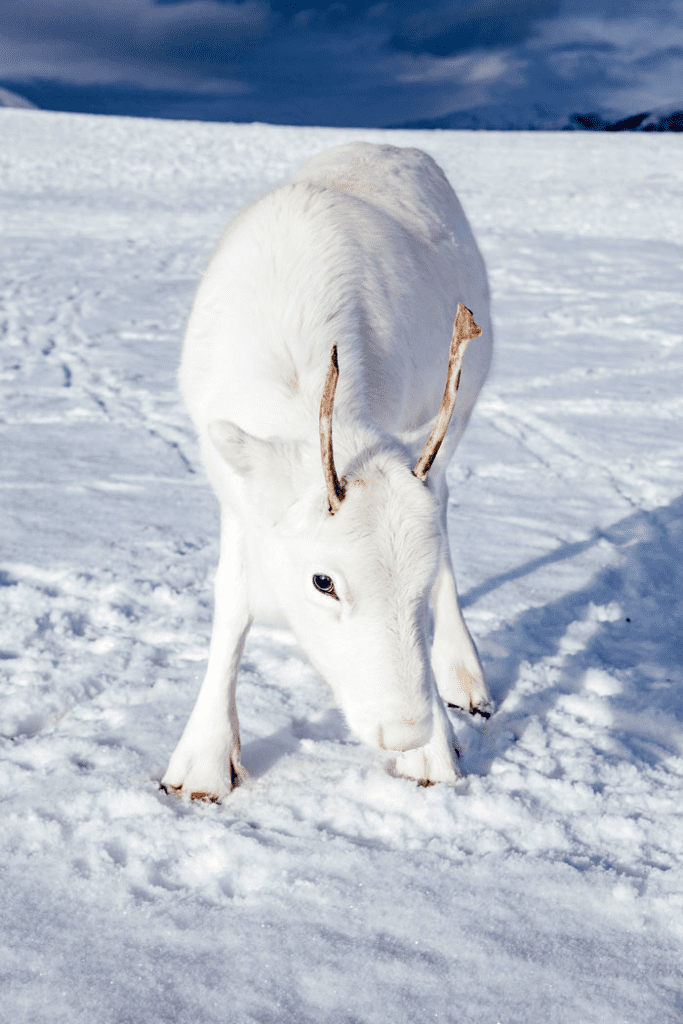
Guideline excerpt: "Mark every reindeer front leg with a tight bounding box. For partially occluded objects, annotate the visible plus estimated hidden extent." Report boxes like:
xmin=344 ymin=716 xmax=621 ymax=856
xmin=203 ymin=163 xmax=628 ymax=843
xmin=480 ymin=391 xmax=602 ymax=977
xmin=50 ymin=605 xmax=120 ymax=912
xmin=393 ymin=551 xmax=492 ymax=787
xmin=162 ymin=513 xmax=251 ymax=801
xmin=430 ymin=549 xmax=492 ymax=717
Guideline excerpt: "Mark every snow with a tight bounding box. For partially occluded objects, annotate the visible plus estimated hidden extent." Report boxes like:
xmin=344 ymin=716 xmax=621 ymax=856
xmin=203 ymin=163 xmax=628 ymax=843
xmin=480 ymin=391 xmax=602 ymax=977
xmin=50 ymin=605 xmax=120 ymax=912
xmin=1 ymin=108 xmax=682 ymax=1022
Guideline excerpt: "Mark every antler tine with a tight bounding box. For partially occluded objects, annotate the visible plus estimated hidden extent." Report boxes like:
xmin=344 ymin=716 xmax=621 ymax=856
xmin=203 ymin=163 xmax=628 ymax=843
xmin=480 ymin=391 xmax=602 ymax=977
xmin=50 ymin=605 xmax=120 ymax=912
xmin=413 ymin=303 xmax=482 ymax=480
xmin=320 ymin=344 xmax=346 ymax=514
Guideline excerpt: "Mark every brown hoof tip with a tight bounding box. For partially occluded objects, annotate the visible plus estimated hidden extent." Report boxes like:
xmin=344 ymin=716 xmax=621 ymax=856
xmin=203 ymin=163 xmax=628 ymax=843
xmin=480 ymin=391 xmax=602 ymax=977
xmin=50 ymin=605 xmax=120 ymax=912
xmin=190 ymin=791 xmax=220 ymax=804
xmin=159 ymin=782 xmax=182 ymax=795
xmin=417 ymin=778 xmax=436 ymax=788
xmin=470 ymin=707 xmax=491 ymax=719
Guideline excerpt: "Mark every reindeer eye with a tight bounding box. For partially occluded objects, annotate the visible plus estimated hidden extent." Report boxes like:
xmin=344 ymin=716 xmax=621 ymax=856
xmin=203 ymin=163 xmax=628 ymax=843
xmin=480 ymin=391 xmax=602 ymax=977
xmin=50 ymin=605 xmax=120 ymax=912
xmin=312 ymin=574 xmax=338 ymax=598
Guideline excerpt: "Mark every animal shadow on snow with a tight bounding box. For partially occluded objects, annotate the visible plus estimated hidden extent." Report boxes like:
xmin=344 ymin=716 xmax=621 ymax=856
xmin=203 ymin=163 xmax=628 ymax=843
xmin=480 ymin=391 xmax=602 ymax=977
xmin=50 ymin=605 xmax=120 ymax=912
xmin=463 ymin=494 xmax=683 ymax=775
xmin=240 ymin=709 xmax=349 ymax=779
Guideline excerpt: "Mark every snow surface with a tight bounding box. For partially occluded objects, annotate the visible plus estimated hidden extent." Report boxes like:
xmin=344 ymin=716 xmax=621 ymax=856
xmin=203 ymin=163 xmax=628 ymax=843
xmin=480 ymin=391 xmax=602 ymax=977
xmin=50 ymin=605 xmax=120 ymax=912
xmin=1 ymin=109 xmax=682 ymax=1023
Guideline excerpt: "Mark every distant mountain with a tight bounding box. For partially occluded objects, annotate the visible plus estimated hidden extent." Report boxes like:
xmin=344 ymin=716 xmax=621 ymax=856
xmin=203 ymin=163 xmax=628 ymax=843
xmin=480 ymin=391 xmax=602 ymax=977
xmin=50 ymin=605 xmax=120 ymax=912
xmin=389 ymin=103 xmax=683 ymax=132
xmin=568 ymin=108 xmax=683 ymax=132
xmin=387 ymin=103 xmax=566 ymax=131
xmin=0 ymin=87 xmax=38 ymax=109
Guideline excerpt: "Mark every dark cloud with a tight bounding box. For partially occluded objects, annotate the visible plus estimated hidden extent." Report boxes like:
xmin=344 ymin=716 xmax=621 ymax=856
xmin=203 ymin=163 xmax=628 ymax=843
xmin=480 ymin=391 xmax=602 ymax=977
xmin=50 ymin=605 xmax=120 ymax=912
xmin=0 ymin=0 xmax=278 ymax=90
xmin=1 ymin=1 xmax=278 ymax=55
xmin=390 ymin=1 xmax=559 ymax=57
xmin=0 ymin=0 xmax=681 ymax=127
xmin=634 ymin=45 xmax=683 ymax=72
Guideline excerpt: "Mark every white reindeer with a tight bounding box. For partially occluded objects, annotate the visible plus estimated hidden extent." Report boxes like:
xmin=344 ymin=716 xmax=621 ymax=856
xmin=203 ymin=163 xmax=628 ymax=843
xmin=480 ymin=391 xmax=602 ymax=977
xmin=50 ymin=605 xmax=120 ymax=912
xmin=162 ymin=142 xmax=493 ymax=801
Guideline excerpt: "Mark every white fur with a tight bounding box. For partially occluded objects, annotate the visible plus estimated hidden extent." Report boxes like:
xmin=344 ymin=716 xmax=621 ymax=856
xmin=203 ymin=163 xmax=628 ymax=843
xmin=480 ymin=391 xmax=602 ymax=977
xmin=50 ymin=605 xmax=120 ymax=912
xmin=162 ymin=142 xmax=493 ymax=800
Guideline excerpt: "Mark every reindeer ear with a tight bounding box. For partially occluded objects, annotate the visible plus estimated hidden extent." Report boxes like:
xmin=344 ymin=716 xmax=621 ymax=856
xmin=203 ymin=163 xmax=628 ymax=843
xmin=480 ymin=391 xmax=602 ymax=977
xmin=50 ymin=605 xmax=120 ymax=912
xmin=209 ymin=420 xmax=268 ymax=476
xmin=209 ymin=420 xmax=303 ymax=518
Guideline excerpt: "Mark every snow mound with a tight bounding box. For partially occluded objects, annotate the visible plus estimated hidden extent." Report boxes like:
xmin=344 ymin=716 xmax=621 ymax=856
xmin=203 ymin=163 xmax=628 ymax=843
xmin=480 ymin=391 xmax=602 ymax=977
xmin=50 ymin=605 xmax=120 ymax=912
xmin=0 ymin=86 xmax=38 ymax=109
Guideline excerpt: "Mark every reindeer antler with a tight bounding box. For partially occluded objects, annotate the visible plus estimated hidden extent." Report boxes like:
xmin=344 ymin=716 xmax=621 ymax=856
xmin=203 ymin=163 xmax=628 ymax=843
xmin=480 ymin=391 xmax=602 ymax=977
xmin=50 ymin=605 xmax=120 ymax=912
xmin=320 ymin=344 xmax=346 ymax=514
xmin=413 ymin=303 xmax=482 ymax=480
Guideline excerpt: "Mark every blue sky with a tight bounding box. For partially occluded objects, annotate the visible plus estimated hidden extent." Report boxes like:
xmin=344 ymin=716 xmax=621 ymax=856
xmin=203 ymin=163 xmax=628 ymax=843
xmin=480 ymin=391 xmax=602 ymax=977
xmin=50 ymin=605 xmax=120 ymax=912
xmin=1 ymin=1 xmax=682 ymax=125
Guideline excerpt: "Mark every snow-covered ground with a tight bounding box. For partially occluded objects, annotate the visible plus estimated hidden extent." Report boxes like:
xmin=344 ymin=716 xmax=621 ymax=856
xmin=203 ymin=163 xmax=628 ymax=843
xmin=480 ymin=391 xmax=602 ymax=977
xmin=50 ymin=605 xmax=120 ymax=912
xmin=1 ymin=109 xmax=682 ymax=1023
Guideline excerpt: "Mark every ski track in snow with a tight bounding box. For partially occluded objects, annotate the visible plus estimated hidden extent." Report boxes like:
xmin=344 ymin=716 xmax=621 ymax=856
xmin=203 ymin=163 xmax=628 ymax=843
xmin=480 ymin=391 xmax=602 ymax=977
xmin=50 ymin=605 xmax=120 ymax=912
xmin=1 ymin=111 xmax=682 ymax=1023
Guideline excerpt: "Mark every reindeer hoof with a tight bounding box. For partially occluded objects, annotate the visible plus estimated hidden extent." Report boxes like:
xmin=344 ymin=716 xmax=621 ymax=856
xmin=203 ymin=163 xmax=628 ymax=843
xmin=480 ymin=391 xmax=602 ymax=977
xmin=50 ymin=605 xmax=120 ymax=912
xmin=447 ymin=700 xmax=493 ymax=719
xmin=190 ymin=790 xmax=221 ymax=803
xmin=159 ymin=781 xmax=224 ymax=803
xmin=159 ymin=782 xmax=179 ymax=794
xmin=161 ymin=736 xmax=245 ymax=803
